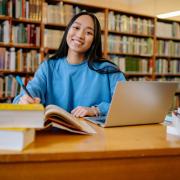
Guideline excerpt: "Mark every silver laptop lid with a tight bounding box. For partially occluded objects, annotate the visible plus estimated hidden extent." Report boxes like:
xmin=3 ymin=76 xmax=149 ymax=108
xmin=103 ymin=81 xmax=178 ymax=127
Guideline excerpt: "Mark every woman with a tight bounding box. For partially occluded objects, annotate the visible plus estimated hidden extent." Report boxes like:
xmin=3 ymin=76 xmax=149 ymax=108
xmin=13 ymin=12 xmax=126 ymax=117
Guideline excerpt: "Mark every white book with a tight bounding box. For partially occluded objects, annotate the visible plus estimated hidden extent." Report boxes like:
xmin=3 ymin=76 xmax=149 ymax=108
xmin=9 ymin=48 xmax=16 ymax=71
xmin=3 ymin=20 xmax=10 ymax=43
xmin=0 ymin=104 xmax=44 ymax=128
xmin=25 ymin=1 xmax=29 ymax=19
xmin=0 ymin=128 xmax=35 ymax=151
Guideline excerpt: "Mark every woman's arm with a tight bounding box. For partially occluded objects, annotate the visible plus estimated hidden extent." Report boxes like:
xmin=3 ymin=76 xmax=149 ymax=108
xmin=71 ymin=72 xmax=126 ymax=117
xmin=94 ymin=72 xmax=126 ymax=115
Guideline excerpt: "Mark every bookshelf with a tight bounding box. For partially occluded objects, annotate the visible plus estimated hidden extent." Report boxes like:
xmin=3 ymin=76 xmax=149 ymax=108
xmin=0 ymin=0 xmax=179 ymax=103
xmin=155 ymin=18 xmax=180 ymax=81
xmin=107 ymin=9 xmax=155 ymax=80
xmin=0 ymin=0 xmax=42 ymax=102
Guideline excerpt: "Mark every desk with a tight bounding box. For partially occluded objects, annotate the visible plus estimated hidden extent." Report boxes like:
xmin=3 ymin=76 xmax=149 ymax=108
xmin=1 ymin=124 xmax=180 ymax=179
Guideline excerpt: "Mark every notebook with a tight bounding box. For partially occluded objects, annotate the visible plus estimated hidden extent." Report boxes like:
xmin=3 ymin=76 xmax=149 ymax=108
xmin=85 ymin=81 xmax=178 ymax=127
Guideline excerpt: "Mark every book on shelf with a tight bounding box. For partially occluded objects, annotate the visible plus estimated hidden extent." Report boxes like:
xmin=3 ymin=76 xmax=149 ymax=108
xmin=0 ymin=104 xmax=96 ymax=134
xmin=0 ymin=128 xmax=35 ymax=151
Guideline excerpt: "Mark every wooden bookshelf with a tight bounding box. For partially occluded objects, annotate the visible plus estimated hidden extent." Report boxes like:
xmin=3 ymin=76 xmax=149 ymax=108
xmin=0 ymin=0 xmax=180 ymax=102
xmin=107 ymin=8 xmax=156 ymax=80
xmin=155 ymin=18 xmax=180 ymax=82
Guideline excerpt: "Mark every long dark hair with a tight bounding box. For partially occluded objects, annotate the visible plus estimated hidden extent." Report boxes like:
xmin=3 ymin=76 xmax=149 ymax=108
xmin=49 ymin=11 xmax=122 ymax=74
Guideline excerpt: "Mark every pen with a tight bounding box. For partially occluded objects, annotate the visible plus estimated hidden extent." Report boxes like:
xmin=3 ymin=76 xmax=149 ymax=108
xmin=16 ymin=76 xmax=33 ymax=99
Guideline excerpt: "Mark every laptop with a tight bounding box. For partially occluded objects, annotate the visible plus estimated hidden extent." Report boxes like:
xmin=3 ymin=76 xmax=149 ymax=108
xmin=85 ymin=81 xmax=178 ymax=127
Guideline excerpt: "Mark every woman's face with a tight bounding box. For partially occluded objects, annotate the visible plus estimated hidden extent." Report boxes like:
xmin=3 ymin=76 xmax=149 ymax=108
xmin=66 ymin=15 xmax=94 ymax=55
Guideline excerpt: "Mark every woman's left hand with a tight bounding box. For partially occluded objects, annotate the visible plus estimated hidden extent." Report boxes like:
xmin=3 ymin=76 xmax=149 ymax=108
xmin=71 ymin=106 xmax=99 ymax=117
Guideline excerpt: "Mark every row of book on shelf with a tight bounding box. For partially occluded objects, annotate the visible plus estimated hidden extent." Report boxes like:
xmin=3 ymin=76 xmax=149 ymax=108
xmin=0 ymin=47 xmax=42 ymax=71
xmin=157 ymin=40 xmax=180 ymax=57
xmin=157 ymin=21 xmax=180 ymax=38
xmin=108 ymin=35 xmax=153 ymax=55
xmin=0 ymin=0 xmax=41 ymax=21
xmin=0 ymin=21 xmax=40 ymax=45
xmin=155 ymin=59 xmax=180 ymax=74
xmin=110 ymin=56 xmax=180 ymax=74
xmin=108 ymin=11 xmax=154 ymax=35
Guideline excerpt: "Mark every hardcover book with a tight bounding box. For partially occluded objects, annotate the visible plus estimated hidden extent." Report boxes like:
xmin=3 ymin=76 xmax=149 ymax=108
xmin=0 ymin=128 xmax=35 ymax=151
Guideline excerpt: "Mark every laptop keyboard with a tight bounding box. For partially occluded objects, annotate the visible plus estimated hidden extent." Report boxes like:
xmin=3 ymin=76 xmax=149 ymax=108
xmin=85 ymin=116 xmax=106 ymax=124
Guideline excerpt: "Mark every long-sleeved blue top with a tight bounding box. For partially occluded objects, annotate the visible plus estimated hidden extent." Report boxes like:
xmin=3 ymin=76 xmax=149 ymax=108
xmin=13 ymin=57 xmax=126 ymax=115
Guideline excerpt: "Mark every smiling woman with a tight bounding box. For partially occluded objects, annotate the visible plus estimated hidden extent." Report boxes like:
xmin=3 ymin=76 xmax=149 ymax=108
xmin=13 ymin=12 xmax=126 ymax=118
xmin=66 ymin=15 xmax=94 ymax=64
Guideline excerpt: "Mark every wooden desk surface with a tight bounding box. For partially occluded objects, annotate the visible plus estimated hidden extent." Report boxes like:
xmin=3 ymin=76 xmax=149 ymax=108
xmin=1 ymin=123 xmax=180 ymax=179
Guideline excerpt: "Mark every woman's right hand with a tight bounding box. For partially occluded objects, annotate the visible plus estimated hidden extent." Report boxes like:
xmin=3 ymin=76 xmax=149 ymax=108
xmin=18 ymin=95 xmax=41 ymax=104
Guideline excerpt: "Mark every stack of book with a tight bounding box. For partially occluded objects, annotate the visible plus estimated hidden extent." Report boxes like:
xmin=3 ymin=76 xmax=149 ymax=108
xmin=167 ymin=108 xmax=180 ymax=136
xmin=0 ymin=104 xmax=44 ymax=151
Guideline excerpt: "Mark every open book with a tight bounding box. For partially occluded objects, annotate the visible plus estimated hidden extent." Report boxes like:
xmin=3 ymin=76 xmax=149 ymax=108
xmin=0 ymin=104 xmax=96 ymax=134
xmin=44 ymin=105 xmax=96 ymax=134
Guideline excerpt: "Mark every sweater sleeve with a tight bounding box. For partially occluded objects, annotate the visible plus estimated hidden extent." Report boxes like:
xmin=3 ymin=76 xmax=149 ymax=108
xmin=95 ymin=72 xmax=126 ymax=115
xmin=13 ymin=61 xmax=48 ymax=104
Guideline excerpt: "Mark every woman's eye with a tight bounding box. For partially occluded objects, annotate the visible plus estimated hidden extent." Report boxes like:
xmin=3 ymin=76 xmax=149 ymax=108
xmin=73 ymin=26 xmax=79 ymax=30
xmin=86 ymin=31 xmax=93 ymax=35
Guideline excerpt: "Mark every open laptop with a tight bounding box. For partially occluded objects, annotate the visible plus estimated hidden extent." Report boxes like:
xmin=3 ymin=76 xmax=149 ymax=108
xmin=85 ymin=81 xmax=178 ymax=127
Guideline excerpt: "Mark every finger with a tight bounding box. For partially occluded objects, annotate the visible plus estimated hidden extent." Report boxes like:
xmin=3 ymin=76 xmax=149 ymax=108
xmin=19 ymin=95 xmax=37 ymax=104
xmin=24 ymin=95 xmax=35 ymax=103
xmin=75 ymin=109 xmax=88 ymax=117
xmin=79 ymin=111 xmax=87 ymax=117
xmin=72 ymin=108 xmax=82 ymax=117
xmin=19 ymin=96 xmax=28 ymax=104
xmin=19 ymin=98 xmax=28 ymax=104
xmin=34 ymin=97 xmax=41 ymax=104
xmin=73 ymin=108 xmax=86 ymax=117
xmin=71 ymin=106 xmax=81 ymax=114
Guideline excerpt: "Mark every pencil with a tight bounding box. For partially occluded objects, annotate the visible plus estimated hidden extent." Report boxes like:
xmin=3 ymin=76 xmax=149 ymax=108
xmin=16 ymin=76 xmax=33 ymax=99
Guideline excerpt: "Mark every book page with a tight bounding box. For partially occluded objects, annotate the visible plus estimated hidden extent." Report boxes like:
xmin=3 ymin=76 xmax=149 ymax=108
xmin=52 ymin=122 xmax=96 ymax=134
xmin=45 ymin=105 xmax=96 ymax=133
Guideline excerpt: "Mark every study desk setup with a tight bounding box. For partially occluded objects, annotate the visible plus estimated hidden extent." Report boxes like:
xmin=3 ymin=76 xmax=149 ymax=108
xmin=0 ymin=81 xmax=179 ymax=179
xmin=0 ymin=123 xmax=180 ymax=180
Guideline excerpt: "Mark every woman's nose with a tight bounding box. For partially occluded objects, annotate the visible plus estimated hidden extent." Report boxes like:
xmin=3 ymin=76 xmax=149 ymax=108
xmin=76 ymin=29 xmax=85 ymax=39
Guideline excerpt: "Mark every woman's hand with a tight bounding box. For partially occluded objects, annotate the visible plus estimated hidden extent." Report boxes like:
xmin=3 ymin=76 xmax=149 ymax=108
xmin=71 ymin=106 xmax=99 ymax=117
xmin=18 ymin=95 xmax=40 ymax=104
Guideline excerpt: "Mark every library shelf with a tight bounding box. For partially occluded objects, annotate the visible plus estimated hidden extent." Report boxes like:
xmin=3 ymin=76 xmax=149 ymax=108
xmin=0 ymin=0 xmax=179 ymax=102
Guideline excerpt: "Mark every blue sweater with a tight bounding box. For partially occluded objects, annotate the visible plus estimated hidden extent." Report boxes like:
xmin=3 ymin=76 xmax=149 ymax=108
xmin=13 ymin=57 xmax=126 ymax=115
